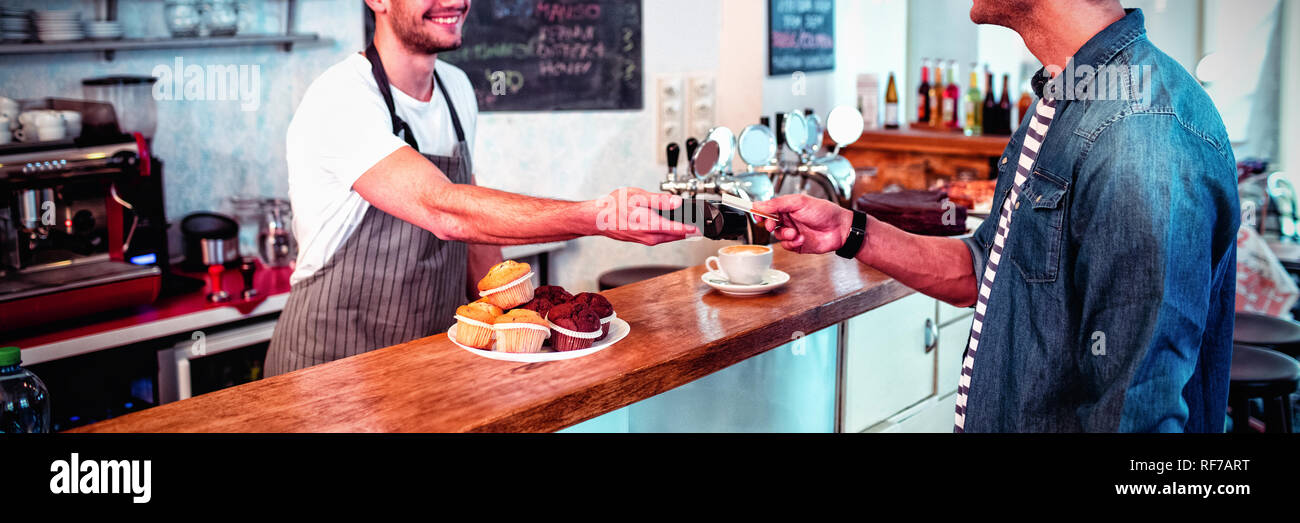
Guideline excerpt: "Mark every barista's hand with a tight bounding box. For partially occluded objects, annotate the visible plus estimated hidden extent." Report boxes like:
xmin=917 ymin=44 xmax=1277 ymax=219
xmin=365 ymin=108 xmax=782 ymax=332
xmin=586 ymin=187 xmax=696 ymax=246
xmin=752 ymin=194 xmax=853 ymax=255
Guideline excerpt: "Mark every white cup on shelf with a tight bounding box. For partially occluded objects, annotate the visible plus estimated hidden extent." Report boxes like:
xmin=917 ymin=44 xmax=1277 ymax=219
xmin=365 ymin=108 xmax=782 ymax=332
xmin=59 ymin=110 xmax=81 ymax=137
xmin=0 ymin=96 xmax=18 ymax=121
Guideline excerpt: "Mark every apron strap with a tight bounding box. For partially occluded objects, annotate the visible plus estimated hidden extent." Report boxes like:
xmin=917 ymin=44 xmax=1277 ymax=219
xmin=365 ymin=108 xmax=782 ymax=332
xmin=432 ymin=70 xmax=466 ymax=144
xmin=365 ymin=43 xmax=420 ymax=150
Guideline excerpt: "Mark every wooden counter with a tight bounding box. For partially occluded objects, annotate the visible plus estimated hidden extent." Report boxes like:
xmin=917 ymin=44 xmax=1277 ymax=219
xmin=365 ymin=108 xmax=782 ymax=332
xmin=71 ymin=249 xmax=913 ymax=433
xmin=842 ymin=128 xmax=1010 ymax=194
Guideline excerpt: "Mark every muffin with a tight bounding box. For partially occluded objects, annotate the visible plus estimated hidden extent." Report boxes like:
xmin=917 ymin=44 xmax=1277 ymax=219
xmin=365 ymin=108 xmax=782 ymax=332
xmin=572 ymin=292 xmax=616 ymax=340
xmin=546 ymin=302 xmax=603 ymax=351
xmin=518 ymin=285 xmax=575 ymax=318
xmin=454 ymin=301 xmax=502 ymax=349
xmin=492 ymin=309 xmax=551 ymax=353
xmin=477 ymin=260 xmax=535 ymax=309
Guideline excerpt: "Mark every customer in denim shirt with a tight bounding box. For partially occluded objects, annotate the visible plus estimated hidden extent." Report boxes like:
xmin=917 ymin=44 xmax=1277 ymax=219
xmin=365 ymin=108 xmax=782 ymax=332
xmin=754 ymin=3 xmax=1238 ymax=432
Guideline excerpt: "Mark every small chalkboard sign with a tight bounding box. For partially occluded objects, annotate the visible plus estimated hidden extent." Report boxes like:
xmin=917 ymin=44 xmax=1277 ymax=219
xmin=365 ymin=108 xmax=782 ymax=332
xmin=440 ymin=0 xmax=643 ymax=111
xmin=768 ymin=0 xmax=835 ymax=76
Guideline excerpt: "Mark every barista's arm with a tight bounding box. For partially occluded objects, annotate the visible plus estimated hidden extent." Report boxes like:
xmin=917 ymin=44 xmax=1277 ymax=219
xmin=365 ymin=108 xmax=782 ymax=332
xmin=353 ymin=146 xmax=695 ymax=246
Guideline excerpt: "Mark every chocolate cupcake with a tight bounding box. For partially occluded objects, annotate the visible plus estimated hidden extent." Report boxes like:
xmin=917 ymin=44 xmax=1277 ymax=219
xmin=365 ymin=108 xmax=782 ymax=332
xmin=572 ymin=292 xmax=616 ymax=340
xmin=545 ymin=302 xmax=602 ymax=351
xmin=519 ymin=285 xmax=575 ymax=318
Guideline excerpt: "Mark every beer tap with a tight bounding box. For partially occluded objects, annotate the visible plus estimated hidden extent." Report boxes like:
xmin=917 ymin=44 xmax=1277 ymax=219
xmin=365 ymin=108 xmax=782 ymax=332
xmin=684 ymin=137 xmax=699 ymax=182
xmin=665 ymin=142 xmax=680 ymax=184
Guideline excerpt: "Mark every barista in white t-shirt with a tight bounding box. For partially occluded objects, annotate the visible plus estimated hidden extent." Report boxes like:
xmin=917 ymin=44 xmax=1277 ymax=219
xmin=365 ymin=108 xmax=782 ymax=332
xmin=266 ymin=0 xmax=693 ymax=376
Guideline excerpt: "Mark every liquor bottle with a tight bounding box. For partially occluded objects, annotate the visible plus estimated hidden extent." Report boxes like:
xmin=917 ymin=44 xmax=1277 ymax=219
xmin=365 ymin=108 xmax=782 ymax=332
xmin=981 ymin=67 xmax=996 ymax=136
xmin=998 ymin=74 xmax=1013 ymax=134
xmin=1017 ymin=87 xmax=1033 ymax=129
xmin=930 ymin=63 xmax=945 ymax=127
xmin=964 ymin=63 xmax=982 ymax=136
xmin=884 ymin=72 xmax=900 ymax=129
xmin=945 ymin=60 xmax=961 ymax=129
xmin=916 ymin=59 xmax=931 ymax=125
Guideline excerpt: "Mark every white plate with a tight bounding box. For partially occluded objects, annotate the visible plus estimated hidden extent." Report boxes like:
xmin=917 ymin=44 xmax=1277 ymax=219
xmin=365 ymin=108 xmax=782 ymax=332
xmin=701 ymin=268 xmax=790 ymax=296
xmin=448 ymin=317 xmax=630 ymax=362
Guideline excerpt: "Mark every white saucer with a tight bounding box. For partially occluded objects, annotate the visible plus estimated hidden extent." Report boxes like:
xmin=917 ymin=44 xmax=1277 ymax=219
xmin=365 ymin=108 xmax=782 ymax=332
xmin=701 ymin=269 xmax=790 ymax=296
xmin=448 ymin=317 xmax=630 ymax=362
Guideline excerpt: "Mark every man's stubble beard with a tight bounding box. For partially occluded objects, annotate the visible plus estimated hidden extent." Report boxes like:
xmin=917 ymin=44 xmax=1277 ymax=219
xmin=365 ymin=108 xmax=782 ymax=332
xmin=969 ymin=0 xmax=1035 ymax=28
xmin=389 ymin=3 xmax=464 ymax=55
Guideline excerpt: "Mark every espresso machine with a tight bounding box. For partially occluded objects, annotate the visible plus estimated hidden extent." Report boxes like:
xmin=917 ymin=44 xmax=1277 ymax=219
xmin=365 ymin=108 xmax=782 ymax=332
xmin=0 ymin=100 xmax=169 ymax=333
xmin=657 ymin=106 xmax=866 ymax=244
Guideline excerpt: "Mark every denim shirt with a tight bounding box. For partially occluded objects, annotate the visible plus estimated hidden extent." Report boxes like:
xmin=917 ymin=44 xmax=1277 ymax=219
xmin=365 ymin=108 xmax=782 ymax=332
xmin=960 ymin=9 xmax=1239 ymax=432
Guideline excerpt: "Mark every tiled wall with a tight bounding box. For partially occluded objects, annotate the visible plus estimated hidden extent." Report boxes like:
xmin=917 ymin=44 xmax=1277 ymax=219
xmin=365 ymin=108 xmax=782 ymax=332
xmin=0 ymin=0 xmax=364 ymax=222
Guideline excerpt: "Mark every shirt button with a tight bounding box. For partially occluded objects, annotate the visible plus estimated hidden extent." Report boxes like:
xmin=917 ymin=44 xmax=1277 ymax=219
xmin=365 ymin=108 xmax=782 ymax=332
xmin=1015 ymin=201 xmax=1021 ymax=209
xmin=1001 ymin=157 xmax=1008 ymax=165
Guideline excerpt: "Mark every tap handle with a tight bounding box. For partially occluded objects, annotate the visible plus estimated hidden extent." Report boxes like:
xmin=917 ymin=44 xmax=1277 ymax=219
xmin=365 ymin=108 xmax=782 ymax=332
xmin=774 ymin=113 xmax=786 ymax=147
xmin=666 ymin=142 xmax=680 ymax=170
xmin=760 ymin=116 xmax=770 ymax=128
xmin=239 ymin=257 xmax=258 ymax=300
xmin=685 ymin=137 xmax=699 ymax=160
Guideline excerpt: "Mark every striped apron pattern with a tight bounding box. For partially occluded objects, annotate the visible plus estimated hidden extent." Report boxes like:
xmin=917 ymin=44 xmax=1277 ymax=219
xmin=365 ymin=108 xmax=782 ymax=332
xmin=265 ymin=48 xmax=472 ymax=377
xmin=954 ymin=97 xmax=1058 ymax=432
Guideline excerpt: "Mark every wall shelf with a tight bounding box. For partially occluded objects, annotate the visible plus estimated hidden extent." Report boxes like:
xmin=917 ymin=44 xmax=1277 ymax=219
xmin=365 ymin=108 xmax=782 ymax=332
xmin=0 ymin=34 xmax=321 ymax=59
xmin=0 ymin=0 xmax=321 ymax=60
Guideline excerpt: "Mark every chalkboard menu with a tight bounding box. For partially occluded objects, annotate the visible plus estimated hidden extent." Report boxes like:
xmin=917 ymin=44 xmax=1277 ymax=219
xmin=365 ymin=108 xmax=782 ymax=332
xmin=768 ymin=0 xmax=835 ymax=76
xmin=439 ymin=0 xmax=643 ymax=112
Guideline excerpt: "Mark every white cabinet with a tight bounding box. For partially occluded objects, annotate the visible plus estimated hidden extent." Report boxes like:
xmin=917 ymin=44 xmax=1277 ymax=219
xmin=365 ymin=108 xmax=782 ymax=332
xmin=841 ymin=292 xmax=939 ymax=433
xmin=864 ymin=392 xmax=959 ymax=433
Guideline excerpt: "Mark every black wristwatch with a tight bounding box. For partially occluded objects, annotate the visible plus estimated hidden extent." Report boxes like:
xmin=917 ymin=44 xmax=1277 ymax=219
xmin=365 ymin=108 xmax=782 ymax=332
xmin=836 ymin=210 xmax=867 ymax=259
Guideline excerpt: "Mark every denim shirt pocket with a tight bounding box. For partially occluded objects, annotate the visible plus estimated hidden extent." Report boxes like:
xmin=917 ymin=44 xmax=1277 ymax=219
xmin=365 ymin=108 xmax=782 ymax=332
xmin=1007 ymin=167 xmax=1069 ymax=283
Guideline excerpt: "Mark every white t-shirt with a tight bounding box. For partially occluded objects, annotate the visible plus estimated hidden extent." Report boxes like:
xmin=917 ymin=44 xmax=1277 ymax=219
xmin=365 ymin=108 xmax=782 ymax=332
xmin=285 ymin=53 xmax=477 ymax=285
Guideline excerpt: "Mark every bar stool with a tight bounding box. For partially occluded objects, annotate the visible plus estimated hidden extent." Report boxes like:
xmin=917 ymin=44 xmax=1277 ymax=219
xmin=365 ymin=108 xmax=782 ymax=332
xmin=598 ymin=266 xmax=684 ymax=291
xmin=1233 ymin=312 xmax=1300 ymax=358
xmin=1229 ymin=344 xmax=1300 ymax=433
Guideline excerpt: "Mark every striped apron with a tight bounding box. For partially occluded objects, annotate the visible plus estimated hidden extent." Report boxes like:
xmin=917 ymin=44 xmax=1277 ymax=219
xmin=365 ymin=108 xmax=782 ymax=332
xmin=953 ymin=97 xmax=1058 ymax=432
xmin=265 ymin=45 xmax=472 ymax=377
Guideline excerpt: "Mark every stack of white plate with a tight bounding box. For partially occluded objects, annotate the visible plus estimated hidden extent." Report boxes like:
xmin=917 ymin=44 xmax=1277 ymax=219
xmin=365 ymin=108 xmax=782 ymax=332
xmin=1 ymin=7 xmax=29 ymax=42
xmin=34 ymin=9 xmax=84 ymax=43
xmin=84 ymin=20 xmax=123 ymax=41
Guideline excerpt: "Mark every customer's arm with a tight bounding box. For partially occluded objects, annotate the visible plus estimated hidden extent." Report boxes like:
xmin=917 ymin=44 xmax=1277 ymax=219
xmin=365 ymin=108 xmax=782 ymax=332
xmin=1071 ymin=118 xmax=1237 ymax=432
xmin=752 ymin=195 xmax=980 ymax=307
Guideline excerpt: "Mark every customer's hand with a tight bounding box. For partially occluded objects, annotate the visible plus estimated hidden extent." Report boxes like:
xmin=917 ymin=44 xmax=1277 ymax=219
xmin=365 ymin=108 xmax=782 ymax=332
xmin=587 ymin=187 xmax=697 ymax=246
xmin=752 ymin=194 xmax=853 ymax=255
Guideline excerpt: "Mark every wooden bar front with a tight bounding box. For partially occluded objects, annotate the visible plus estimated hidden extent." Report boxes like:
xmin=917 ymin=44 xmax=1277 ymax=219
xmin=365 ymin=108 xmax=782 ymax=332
xmin=71 ymin=249 xmax=913 ymax=433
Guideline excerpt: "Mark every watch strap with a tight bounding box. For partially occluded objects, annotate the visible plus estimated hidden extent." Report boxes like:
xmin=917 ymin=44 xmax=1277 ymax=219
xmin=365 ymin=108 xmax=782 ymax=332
xmin=836 ymin=210 xmax=867 ymax=259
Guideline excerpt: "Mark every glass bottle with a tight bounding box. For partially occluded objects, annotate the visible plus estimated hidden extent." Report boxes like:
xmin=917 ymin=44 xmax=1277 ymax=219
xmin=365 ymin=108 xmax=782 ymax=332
xmin=916 ymin=59 xmax=931 ymax=125
xmin=884 ymin=72 xmax=900 ymax=129
xmin=964 ymin=63 xmax=982 ymax=136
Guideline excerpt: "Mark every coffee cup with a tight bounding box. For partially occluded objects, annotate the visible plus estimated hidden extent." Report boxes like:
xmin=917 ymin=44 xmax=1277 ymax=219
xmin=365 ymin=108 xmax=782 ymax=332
xmin=18 ymin=110 xmax=61 ymax=128
xmin=59 ymin=110 xmax=81 ymax=137
xmin=705 ymin=244 xmax=773 ymax=285
xmin=14 ymin=123 xmax=65 ymax=142
xmin=0 ymin=97 xmax=18 ymax=120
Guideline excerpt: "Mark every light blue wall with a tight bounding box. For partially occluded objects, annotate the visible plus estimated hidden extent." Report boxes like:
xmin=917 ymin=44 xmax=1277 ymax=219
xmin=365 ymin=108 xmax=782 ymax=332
xmin=0 ymin=0 xmax=363 ymax=230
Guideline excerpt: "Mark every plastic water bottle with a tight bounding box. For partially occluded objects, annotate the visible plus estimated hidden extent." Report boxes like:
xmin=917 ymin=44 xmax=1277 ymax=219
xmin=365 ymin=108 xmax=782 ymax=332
xmin=0 ymin=346 xmax=50 ymax=433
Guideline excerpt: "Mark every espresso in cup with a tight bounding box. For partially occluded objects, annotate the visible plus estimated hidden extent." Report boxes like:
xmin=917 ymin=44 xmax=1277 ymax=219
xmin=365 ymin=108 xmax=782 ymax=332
xmin=706 ymin=244 xmax=773 ymax=285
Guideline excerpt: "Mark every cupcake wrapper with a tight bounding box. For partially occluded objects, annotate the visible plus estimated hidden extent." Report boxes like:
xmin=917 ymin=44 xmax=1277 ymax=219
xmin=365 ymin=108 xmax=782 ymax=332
xmin=455 ymin=322 xmax=495 ymax=349
xmin=493 ymin=324 xmax=549 ymax=353
xmin=547 ymin=320 xmax=601 ymax=352
xmin=479 ymin=272 xmax=536 ymax=309
xmin=597 ymin=312 xmax=616 ymax=340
